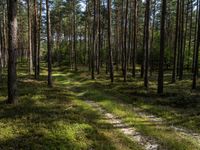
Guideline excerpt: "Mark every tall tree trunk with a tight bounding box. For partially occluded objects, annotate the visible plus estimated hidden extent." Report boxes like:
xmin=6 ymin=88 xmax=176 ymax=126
xmin=33 ymin=0 xmax=38 ymax=79
xmin=141 ymin=9 xmax=147 ymax=78
xmin=192 ymin=0 xmax=199 ymax=73
xmin=37 ymin=0 xmax=42 ymax=77
xmin=0 ymin=20 xmax=2 ymax=82
xmin=27 ymin=0 xmax=33 ymax=75
xmin=144 ymin=0 xmax=150 ymax=88
xmin=132 ymin=0 xmax=137 ymax=77
xmin=108 ymin=0 xmax=114 ymax=82
xmin=7 ymin=0 xmax=18 ymax=104
xmin=158 ymin=0 xmax=167 ymax=94
xmin=187 ymin=0 xmax=193 ymax=70
xmin=46 ymin=0 xmax=53 ymax=87
xmin=73 ymin=0 xmax=77 ymax=71
xmin=92 ymin=0 xmax=97 ymax=79
xmin=179 ymin=0 xmax=185 ymax=80
xmin=97 ymin=0 xmax=101 ymax=74
xmin=123 ymin=0 xmax=129 ymax=82
xmin=192 ymin=0 xmax=200 ymax=89
xmin=172 ymin=0 xmax=180 ymax=83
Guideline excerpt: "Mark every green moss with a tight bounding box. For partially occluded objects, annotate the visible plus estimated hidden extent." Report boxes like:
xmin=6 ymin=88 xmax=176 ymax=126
xmin=0 ymin=63 xmax=141 ymax=150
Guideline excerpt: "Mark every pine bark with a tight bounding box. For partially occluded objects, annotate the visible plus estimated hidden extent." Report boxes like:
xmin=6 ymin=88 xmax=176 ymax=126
xmin=7 ymin=0 xmax=18 ymax=104
xmin=108 ymin=0 xmax=114 ymax=82
xmin=46 ymin=0 xmax=53 ymax=87
xmin=158 ymin=0 xmax=167 ymax=94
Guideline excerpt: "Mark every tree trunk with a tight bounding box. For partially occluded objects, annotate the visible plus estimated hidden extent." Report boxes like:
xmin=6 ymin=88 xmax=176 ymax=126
xmin=172 ymin=0 xmax=180 ymax=83
xmin=92 ymin=0 xmax=97 ymax=80
xmin=123 ymin=0 xmax=129 ymax=82
xmin=158 ymin=0 xmax=167 ymax=94
xmin=37 ymin=0 xmax=42 ymax=77
xmin=108 ymin=0 xmax=114 ymax=82
xmin=192 ymin=0 xmax=200 ymax=89
xmin=46 ymin=0 xmax=53 ymax=87
xmin=144 ymin=0 xmax=150 ymax=88
xmin=132 ymin=0 xmax=137 ymax=77
xmin=27 ymin=0 xmax=33 ymax=75
xmin=7 ymin=0 xmax=18 ymax=104
xmin=33 ymin=0 xmax=38 ymax=79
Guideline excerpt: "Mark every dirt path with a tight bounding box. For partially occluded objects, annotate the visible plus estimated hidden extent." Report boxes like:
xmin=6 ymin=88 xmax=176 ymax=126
xmin=134 ymin=108 xmax=200 ymax=146
xmin=85 ymin=100 xmax=161 ymax=150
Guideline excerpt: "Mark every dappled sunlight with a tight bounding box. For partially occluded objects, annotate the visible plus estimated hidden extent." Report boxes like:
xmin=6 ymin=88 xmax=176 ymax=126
xmin=0 ymin=63 xmax=200 ymax=149
xmin=0 ymin=65 xmax=143 ymax=150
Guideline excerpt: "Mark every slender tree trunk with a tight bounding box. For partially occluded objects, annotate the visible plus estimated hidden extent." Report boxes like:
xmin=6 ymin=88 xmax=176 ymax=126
xmin=158 ymin=0 xmax=167 ymax=94
xmin=144 ymin=0 xmax=150 ymax=88
xmin=192 ymin=0 xmax=200 ymax=89
xmin=92 ymin=0 xmax=97 ymax=79
xmin=132 ymin=0 xmax=137 ymax=77
xmin=192 ymin=0 xmax=199 ymax=73
xmin=33 ymin=0 xmax=38 ymax=79
xmin=116 ymin=2 xmax=120 ymax=71
xmin=7 ymin=0 xmax=18 ymax=104
xmin=108 ymin=0 xmax=114 ymax=82
xmin=150 ymin=0 xmax=156 ymax=76
xmin=123 ymin=0 xmax=129 ymax=82
xmin=27 ymin=0 xmax=33 ymax=75
xmin=46 ymin=0 xmax=53 ymax=87
xmin=187 ymin=0 xmax=193 ymax=70
xmin=0 ymin=20 xmax=2 ymax=82
xmin=37 ymin=0 xmax=42 ymax=77
xmin=141 ymin=9 xmax=147 ymax=78
xmin=179 ymin=0 xmax=185 ymax=80
xmin=73 ymin=0 xmax=77 ymax=71
xmin=97 ymin=0 xmax=101 ymax=74
xmin=172 ymin=0 xmax=180 ymax=83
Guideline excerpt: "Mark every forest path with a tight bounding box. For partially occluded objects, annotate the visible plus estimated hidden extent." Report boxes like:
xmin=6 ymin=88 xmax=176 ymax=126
xmin=134 ymin=106 xmax=200 ymax=146
xmin=56 ymin=70 xmax=200 ymax=149
xmin=85 ymin=100 xmax=161 ymax=150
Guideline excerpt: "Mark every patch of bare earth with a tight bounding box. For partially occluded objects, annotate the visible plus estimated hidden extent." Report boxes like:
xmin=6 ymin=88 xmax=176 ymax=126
xmin=134 ymin=108 xmax=200 ymax=146
xmin=85 ymin=100 xmax=160 ymax=150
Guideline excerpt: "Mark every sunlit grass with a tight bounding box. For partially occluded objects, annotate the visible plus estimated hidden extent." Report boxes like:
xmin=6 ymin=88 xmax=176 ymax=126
xmin=50 ymin=67 xmax=200 ymax=149
xmin=0 ymin=63 xmax=142 ymax=150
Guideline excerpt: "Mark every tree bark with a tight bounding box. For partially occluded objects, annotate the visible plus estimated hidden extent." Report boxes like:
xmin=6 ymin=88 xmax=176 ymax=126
xmin=158 ymin=0 xmax=167 ymax=94
xmin=46 ymin=0 xmax=53 ymax=87
xmin=172 ymin=0 xmax=180 ymax=83
xmin=27 ymin=0 xmax=33 ymax=75
xmin=7 ymin=0 xmax=18 ymax=104
xmin=192 ymin=0 xmax=200 ymax=89
xmin=123 ymin=0 xmax=129 ymax=82
xmin=144 ymin=0 xmax=150 ymax=88
xmin=108 ymin=0 xmax=114 ymax=82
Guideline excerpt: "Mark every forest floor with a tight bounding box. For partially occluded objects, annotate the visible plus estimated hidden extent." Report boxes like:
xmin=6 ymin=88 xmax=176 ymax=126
xmin=0 ymin=63 xmax=200 ymax=150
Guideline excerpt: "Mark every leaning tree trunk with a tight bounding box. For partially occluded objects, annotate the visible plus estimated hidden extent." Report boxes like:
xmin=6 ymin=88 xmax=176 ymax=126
xmin=7 ymin=0 xmax=18 ymax=104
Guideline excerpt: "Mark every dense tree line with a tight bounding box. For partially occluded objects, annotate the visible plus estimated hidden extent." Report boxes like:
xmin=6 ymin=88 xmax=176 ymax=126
xmin=0 ymin=0 xmax=200 ymax=104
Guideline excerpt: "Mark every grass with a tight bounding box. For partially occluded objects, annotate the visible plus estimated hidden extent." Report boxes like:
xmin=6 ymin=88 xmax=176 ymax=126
xmin=56 ymin=67 xmax=200 ymax=149
xmin=0 ymin=64 xmax=141 ymax=150
xmin=0 ymin=63 xmax=200 ymax=149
